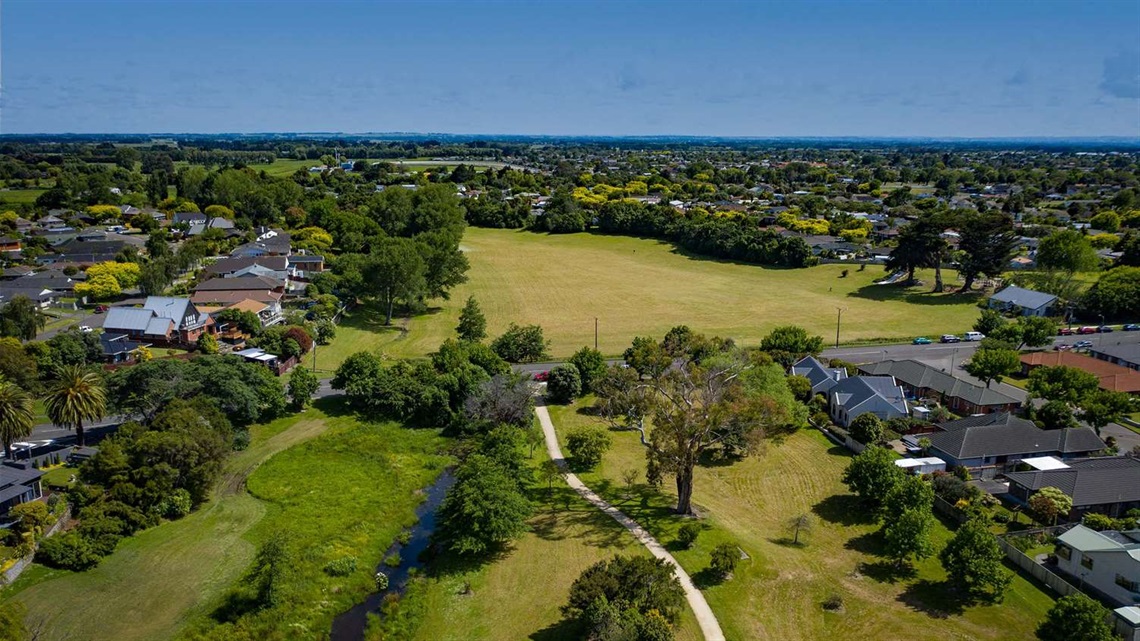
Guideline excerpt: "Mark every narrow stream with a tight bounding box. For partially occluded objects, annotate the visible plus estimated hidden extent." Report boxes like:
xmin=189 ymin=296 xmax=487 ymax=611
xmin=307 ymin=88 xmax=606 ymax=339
xmin=329 ymin=469 xmax=456 ymax=641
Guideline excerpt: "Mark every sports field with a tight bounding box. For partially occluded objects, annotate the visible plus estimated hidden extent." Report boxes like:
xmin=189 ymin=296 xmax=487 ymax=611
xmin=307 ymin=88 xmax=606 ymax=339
xmin=390 ymin=228 xmax=985 ymax=358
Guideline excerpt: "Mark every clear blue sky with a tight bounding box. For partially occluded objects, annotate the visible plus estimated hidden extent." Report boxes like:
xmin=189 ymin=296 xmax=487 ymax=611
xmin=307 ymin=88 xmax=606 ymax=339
xmin=2 ymin=0 xmax=1138 ymax=137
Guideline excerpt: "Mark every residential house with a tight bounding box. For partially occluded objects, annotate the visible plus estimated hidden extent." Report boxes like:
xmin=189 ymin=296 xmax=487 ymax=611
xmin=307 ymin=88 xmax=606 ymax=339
xmin=0 ymin=237 xmax=22 ymax=255
xmin=0 ymin=461 xmax=43 ymax=518
xmin=172 ymin=212 xmax=206 ymax=226
xmin=231 ymin=228 xmax=291 ymax=258
xmin=1006 ymin=457 xmax=1140 ymax=518
xmin=858 ymin=359 xmax=1022 ymax=415
xmin=790 ymin=355 xmax=848 ymax=395
xmin=99 ymin=332 xmax=147 ymax=364
xmin=191 ymin=275 xmax=285 ymax=307
xmin=828 ymin=375 xmax=909 ymax=427
xmin=920 ymin=413 xmax=1105 ymax=477
xmin=187 ymin=217 xmax=237 ymax=237
xmin=101 ymin=296 xmax=215 ymax=346
xmin=286 ymin=254 xmax=325 ymax=291
xmin=203 ymin=256 xmax=290 ymax=281
xmin=987 ymin=285 xmax=1057 ymax=317
xmin=0 ymin=266 xmax=35 ymax=280
xmin=1020 ymin=351 xmax=1140 ymax=394
xmin=1053 ymin=525 xmax=1140 ymax=606
xmin=1089 ymin=344 xmax=1140 ymax=373
xmin=234 ymin=347 xmax=296 ymax=376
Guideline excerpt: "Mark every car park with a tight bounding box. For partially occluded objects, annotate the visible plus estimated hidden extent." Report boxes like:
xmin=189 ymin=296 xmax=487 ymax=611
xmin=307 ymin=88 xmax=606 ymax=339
xmin=1124 ymin=324 xmax=1140 ymax=331
xmin=940 ymin=334 xmax=961 ymax=343
xmin=913 ymin=337 xmax=932 ymax=345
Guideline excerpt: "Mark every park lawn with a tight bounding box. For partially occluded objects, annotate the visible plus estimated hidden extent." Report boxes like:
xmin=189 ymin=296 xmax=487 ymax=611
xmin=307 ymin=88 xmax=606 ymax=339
xmin=314 ymin=301 xmax=459 ymax=372
xmin=406 ymin=452 xmax=702 ymax=641
xmin=3 ymin=406 xmax=335 ymax=641
xmin=0 ymin=188 xmax=47 ymax=204
xmin=403 ymin=228 xmax=984 ymax=359
xmin=547 ymin=399 xmax=1054 ymax=641
xmin=246 ymin=158 xmax=314 ymax=177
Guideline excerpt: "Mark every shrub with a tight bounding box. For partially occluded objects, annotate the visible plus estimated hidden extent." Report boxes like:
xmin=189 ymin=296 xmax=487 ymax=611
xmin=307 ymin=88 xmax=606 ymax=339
xmin=676 ymin=522 xmax=701 ymax=549
xmin=546 ymin=364 xmax=582 ymax=403
xmin=563 ymin=555 xmax=685 ymax=623
xmin=324 ymin=556 xmax=358 ymax=576
xmin=848 ymin=413 xmax=884 ymax=445
xmin=709 ymin=542 xmax=739 ymax=579
xmin=36 ymin=532 xmax=103 ymax=570
xmin=158 ymin=489 xmax=193 ymax=519
xmin=821 ymin=594 xmax=844 ymax=611
xmin=490 ymin=323 xmax=549 ymax=363
xmin=565 ymin=426 xmax=612 ymax=470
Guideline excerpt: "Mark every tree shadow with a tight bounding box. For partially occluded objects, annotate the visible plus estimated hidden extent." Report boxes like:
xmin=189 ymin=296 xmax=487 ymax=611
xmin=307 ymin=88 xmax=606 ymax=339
xmin=858 ymin=560 xmax=917 ymax=584
xmin=691 ymin=567 xmax=727 ymax=590
xmin=697 ymin=448 xmax=742 ymax=468
xmin=844 ymin=531 xmax=885 ymax=556
xmin=767 ymin=536 xmax=808 ymax=549
xmin=897 ymin=579 xmax=970 ymax=618
xmin=847 ymin=283 xmax=983 ymax=307
xmin=575 ymin=405 xmax=601 ymax=417
xmin=812 ymin=494 xmax=877 ymax=527
xmin=312 ymin=395 xmax=351 ymax=417
xmin=209 ymin=587 xmax=261 ymax=623
xmin=529 ymin=617 xmax=584 ymax=641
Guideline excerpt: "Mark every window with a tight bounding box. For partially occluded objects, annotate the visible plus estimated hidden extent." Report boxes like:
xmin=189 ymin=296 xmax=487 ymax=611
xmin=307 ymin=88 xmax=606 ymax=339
xmin=1081 ymin=555 xmax=1094 ymax=570
xmin=1116 ymin=575 xmax=1139 ymax=592
xmin=1056 ymin=545 xmax=1071 ymax=560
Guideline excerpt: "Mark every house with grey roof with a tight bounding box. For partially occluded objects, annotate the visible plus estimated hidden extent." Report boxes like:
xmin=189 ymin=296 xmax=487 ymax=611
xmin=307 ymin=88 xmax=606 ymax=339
xmin=231 ymin=227 xmax=291 ymax=258
xmin=101 ymin=296 xmax=215 ymax=346
xmin=987 ymin=285 xmax=1057 ymax=317
xmin=1089 ymin=344 xmax=1140 ymax=372
xmin=1007 ymin=457 xmax=1140 ymax=519
xmin=1053 ymin=524 xmax=1140 ymax=607
xmin=790 ymin=355 xmax=848 ymax=395
xmin=921 ymin=413 xmax=1105 ymax=477
xmin=0 ymin=460 xmax=43 ymax=518
xmin=858 ymin=359 xmax=1022 ymax=415
xmin=828 ymin=375 xmax=908 ymax=427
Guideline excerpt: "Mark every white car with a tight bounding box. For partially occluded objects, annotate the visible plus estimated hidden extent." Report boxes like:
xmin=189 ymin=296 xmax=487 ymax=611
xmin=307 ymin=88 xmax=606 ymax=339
xmin=79 ymin=325 xmax=94 ymax=333
xmin=964 ymin=331 xmax=985 ymax=341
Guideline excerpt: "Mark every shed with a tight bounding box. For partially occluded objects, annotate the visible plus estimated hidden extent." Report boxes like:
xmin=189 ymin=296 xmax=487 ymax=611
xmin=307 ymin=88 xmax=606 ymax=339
xmin=894 ymin=457 xmax=947 ymax=475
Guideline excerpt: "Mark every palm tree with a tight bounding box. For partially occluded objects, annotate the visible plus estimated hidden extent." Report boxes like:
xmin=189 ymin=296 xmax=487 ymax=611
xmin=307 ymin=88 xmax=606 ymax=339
xmin=0 ymin=380 xmax=34 ymax=459
xmin=45 ymin=365 xmax=106 ymax=447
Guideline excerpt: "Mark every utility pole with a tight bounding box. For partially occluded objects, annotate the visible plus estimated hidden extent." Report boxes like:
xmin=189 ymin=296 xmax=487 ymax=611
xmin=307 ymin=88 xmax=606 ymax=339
xmin=594 ymin=317 xmax=599 ymax=351
xmin=835 ymin=307 xmax=845 ymax=348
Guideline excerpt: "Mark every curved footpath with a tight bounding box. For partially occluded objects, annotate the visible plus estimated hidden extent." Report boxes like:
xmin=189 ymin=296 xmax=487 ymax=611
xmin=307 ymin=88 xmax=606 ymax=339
xmin=534 ymin=400 xmax=726 ymax=641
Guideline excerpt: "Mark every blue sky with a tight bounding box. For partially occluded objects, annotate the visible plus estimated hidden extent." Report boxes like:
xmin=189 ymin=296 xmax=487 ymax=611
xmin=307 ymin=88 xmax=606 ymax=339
xmin=2 ymin=0 xmax=1138 ymax=137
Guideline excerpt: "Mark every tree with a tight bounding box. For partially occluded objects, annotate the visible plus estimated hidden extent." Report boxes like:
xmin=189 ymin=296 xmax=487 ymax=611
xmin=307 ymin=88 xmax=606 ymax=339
xmin=1036 ymin=594 xmax=1115 ymax=641
xmin=709 ymin=542 xmax=739 ymax=579
xmin=1037 ymin=400 xmax=1079 ymax=430
xmin=881 ymin=474 xmax=935 ymax=523
xmin=490 ymin=323 xmax=549 ymax=363
xmin=215 ymin=307 xmax=262 ymax=336
xmin=0 ymin=379 xmax=34 ymax=459
xmin=539 ymin=458 xmax=563 ymax=495
xmin=566 ymin=426 xmax=612 ymax=470
xmin=538 ymin=189 xmax=586 ymax=233
xmin=622 ymin=336 xmax=671 ymax=379
xmin=842 ymin=446 xmax=904 ymax=508
xmin=1079 ymin=389 xmax=1134 ymax=436
xmin=288 ymin=366 xmax=319 ymax=410
xmin=1027 ymin=366 xmax=1100 ymax=404
xmin=0 ymin=295 xmax=45 ymax=340
xmin=45 ymin=364 xmax=106 ymax=447
xmin=973 ymin=309 xmax=1007 ymax=336
xmin=677 ymin=522 xmax=702 ymax=548
xmin=760 ymin=325 xmax=824 ymax=366
xmin=958 ymin=211 xmax=1017 ymax=292
xmin=883 ymin=508 xmax=935 ymax=568
xmin=785 ymin=374 xmax=812 ymax=402
xmin=456 ymin=296 xmax=487 ymax=342
xmin=940 ymin=518 xmax=1012 ymax=602
xmin=848 ymin=413 xmax=884 ymax=445
xmin=1029 ymin=486 xmax=1072 ymax=525
xmin=1081 ymin=266 xmax=1140 ymax=320
xmin=788 ymin=513 xmax=813 ymax=545
xmin=245 ymin=531 xmax=292 ymax=609
xmin=887 ymin=217 xmax=946 ymax=287
xmin=569 ymin=346 xmax=608 ymax=394
xmin=547 ymin=364 xmax=582 ymax=403
xmin=463 ymin=373 xmax=534 ymax=431
xmin=1015 ymin=316 xmax=1057 ymax=349
xmin=1037 ymin=229 xmax=1100 ymax=273
xmin=563 ymin=555 xmax=685 ymax=623
xmin=435 ymin=453 xmax=531 ymax=555
xmin=964 ymin=348 xmax=1020 ymax=388
xmin=196 ymin=332 xmax=219 ymax=355
xmin=1089 ymin=211 xmax=1122 ymax=233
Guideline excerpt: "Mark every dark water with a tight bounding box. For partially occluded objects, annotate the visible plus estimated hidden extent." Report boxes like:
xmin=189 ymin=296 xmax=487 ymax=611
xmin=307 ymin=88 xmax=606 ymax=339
xmin=329 ymin=469 xmax=456 ymax=641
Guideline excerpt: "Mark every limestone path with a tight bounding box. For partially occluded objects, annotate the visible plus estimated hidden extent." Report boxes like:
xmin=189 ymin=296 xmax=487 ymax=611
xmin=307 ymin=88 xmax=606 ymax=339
xmin=534 ymin=400 xmax=727 ymax=641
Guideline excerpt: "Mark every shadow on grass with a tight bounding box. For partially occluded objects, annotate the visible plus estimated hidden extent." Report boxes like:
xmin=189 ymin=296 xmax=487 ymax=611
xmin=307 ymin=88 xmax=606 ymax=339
xmin=339 ymin=302 xmax=445 ymax=333
xmin=897 ymin=579 xmax=970 ymax=618
xmin=767 ymin=536 xmax=808 ymax=549
xmin=844 ymin=531 xmax=886 ymax=556
xmin=812 ymin=494 xmax=877 ymax=527
xmin=527 ymin=485 xmax=632 ymax=550
xmin=691 ymin=567 xmax=727 ymax=590
xmin=847 ymin=282 xmax=983 ymax=307
xmin=529 ymin=617 xmax=584 ymax=641
xmin=859 ymin=560 xmax=917 ymax=584
xmin=312 ymin=395 xmax=352 ymax=417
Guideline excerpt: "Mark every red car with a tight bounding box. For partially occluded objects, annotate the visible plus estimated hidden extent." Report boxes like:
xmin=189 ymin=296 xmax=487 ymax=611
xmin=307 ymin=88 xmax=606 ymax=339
xmin=1078 ymin=326 xmax=1098 ymax=335
xmin=533 ymin=371 xmax=549 ymax=382
xmin=93 ymin=305 xmax=108 ymax=313
xmin=1058 ymin=327 xmax=1074 ymax=336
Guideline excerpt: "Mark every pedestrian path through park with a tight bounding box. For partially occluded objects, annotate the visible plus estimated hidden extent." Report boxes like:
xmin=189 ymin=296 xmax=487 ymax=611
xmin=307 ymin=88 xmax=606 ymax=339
xmin=534 ymin=401 xmax=726 ymax=641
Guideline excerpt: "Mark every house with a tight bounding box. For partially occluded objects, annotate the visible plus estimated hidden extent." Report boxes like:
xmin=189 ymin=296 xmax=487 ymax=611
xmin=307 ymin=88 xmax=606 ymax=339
xmin=0 ymin=460 xmax=43 ymax=518
xmin=234 ymin=347 xmax=296 ymax=376
xmin=187 ymin=217 xmax=237 ymax=237
xmin=987 ymin=285 xmax=1057 ymax=317
xmin=828 ymin=375 xmax=909 ymax=427
xmin=0 ymin=266 xmax=35 ymax=280
xmin=99 ymin=332 xmax=146 ymax=364
xmin=101 ymin=296 xmax=215 ymax=346
xmin=1006 ymin=457 xmax=1140 ymax=518
xmin=231 ymin=228 xmax=291 ymax=258
xmin=192 ymin=275 xmax=285 ymax=306
xmin=920 ymin=413 xmax=1105 ymax=477
xmin=790 ymin=355 xmax=848 ymax=395
xmin=858 ymin=359 xmax=1022 ymax=415
xmin=220 ymin=298 xmax=283 ymax=329
xmin=203 ymin=255 xmax=289 ymax=280
xmin=0 ymin=285 xmax=61 ymax=308
xmin=1053 ymin=524 xmax=1140 ymax=606
xmin=1020 ymin=351 xmax=1140 ymax=394
xmin=1089 ymin=344 xmax=1140 ymax=373
xmin=0 ymin=237 xmax=22 ymax=255
xmin=286 ymin=254 xmax=325 ymax=290
xmin=172 ymin=212 xmax=206 ymax=226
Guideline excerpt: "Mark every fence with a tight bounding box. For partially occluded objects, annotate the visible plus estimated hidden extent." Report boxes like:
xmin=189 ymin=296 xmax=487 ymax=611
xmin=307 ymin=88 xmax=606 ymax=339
xmin=995 ymin=535 xmax=1083 ymax=600
xmin=0 ymin=505 xmax=71 ymax=586
xmin=931 ymin=495 xmax=969 ymax=525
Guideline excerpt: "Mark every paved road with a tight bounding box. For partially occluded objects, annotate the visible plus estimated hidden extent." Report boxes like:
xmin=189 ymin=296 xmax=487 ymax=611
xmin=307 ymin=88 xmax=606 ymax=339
xmin=535 ymin=400 xmax=726 ymax=641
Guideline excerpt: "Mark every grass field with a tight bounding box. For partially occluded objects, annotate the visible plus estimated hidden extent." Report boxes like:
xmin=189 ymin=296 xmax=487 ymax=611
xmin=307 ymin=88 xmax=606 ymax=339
xmin=389 ymin=228 xmax=984 ymax=359
xmin=313 ymin=301 xmax=460 ymax=370
xmin=246 ymin=158 xmax=313 ymax=177
xmin=544 ymin=399 xmax=1054 ymax=641
xmin=0 ymin=188 xmax=47 ymax=204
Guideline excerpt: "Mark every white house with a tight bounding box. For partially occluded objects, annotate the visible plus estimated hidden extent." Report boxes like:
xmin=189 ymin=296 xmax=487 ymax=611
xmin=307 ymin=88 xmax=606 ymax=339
xmin=988 ymin=285 xmax=1057 ymax=317
xmin=1054 ymin=524 xmax=1140 ymax=606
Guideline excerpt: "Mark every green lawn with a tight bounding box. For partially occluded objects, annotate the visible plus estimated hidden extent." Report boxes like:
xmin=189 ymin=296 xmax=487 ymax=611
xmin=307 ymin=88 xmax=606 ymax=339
xmin=391 ymin=228 xmax=984 ymax=359
xmin=3 ymin=406 xmax=335 ymax=641
xmin=544 ymin=398 xmax=1054 ymax=641
xmin=246 ymin=158 xmax=314 ymax=177
xmin=314 ymin=301 xmax=458 ymax=372
xmin=0 ymin=189 xmax=47 ymax=204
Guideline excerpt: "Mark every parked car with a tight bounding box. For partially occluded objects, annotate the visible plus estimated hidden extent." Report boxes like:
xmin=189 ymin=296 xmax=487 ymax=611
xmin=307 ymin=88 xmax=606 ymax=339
xmin=1124 ymin=324 xmax=1140 ymax=331
xmin=913 ymin=337 xmax=932 ymax=345
xmin=940 ymin=334 xmax=961 ymax=343
xmin=1097 ymin=325 xmax=1114 ymax=333
xmin=1058 ymin=327 xmax=1075 ymax=336
xmin=1078 ymin=326 xmax=1098 ymax=335
xmin=1055 ymin=343 xmax=1073 ymax=351
xmin=93 ymin=305 xmax=108 ymax=313
xmin=964 ymin=331 xmax=985 ymax=341
xmin=79 ymin=325 xmax=93 ymax=333
xmin=1074 ymin=340 xmax=1093 ymax=349
xmin=533 ymin=371 xmax=549 ymax=382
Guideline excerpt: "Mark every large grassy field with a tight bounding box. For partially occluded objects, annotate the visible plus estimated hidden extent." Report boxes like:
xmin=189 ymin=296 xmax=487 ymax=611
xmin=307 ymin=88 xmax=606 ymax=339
xmin=336 ymin=228 xmax=985 ymax=361
xmin=543 ymin=399 xmax=1054 ymax=641
xmin=3 ymin=401 xmax=450 ymax=641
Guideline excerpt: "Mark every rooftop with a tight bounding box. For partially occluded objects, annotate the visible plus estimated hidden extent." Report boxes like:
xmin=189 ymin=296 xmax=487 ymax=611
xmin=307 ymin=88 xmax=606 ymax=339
xmin=989 ymin=285 xmax=1057 ymax=310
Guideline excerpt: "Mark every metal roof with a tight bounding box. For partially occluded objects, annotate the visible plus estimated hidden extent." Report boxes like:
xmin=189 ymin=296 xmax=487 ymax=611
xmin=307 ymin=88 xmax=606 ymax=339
xmin=103 ymin=307 xmax=155 ymax=332
xmin=989 ymin=285 xmax=1057 ymax=310
xmin=143 ymin=296 xmax=192 ymax=321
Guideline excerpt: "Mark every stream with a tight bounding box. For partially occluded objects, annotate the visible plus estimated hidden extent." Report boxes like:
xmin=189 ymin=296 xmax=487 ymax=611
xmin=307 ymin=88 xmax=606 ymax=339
xmin=329 ymin=469 xmax=456 ymax=641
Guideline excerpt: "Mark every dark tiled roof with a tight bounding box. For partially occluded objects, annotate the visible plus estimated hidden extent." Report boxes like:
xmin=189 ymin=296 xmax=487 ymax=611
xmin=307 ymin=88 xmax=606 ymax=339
xmin=0 ymin=461 xmax=43 ymax=488
xmin=831 ymin=375 xmax=908 ymax=414
xmin=928 ymin=412 xmax=1105 ymax=460
xmin=1006 ymin=457 xmax=1140 ymax=506
xmin=1090 ymin=344 xmax=1140 ymax=367
xmin=859 ymin=359 xmax=1020 ymax=407
xmin=194 ymin=275 xmax=283 ymax=291
xmin=204 ymin=256 xmax=288 ymax=275
xmin=791 ymin=356 xmax=847 ymax=393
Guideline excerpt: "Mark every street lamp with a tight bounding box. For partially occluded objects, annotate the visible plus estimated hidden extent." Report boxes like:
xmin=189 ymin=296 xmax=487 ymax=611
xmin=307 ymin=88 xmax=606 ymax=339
xmin=835 ymin=307 xmax=846 ymax=349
